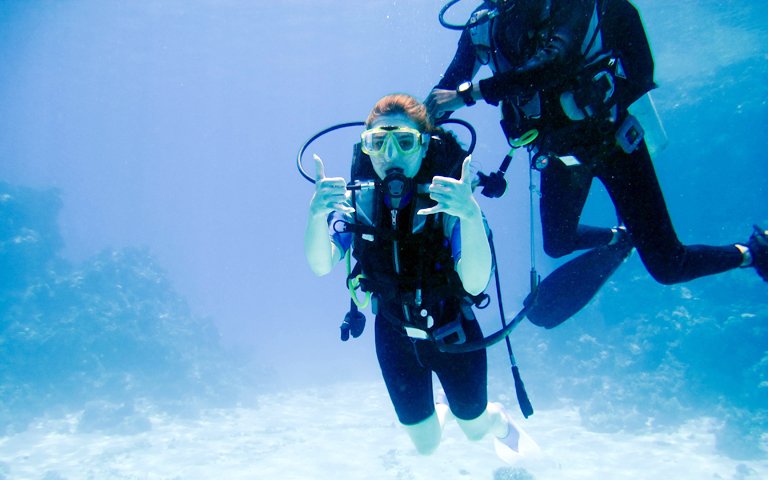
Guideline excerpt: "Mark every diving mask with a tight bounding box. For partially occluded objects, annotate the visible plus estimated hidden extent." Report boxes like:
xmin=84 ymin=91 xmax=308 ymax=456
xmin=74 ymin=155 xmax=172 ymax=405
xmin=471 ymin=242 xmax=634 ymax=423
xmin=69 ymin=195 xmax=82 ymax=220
xmin=361 ymin=126 xmax=427 ymax=156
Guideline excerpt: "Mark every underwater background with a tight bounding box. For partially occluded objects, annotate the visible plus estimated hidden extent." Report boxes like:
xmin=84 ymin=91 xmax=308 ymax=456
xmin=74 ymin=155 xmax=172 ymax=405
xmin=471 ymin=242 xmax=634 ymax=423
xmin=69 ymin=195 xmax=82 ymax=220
xmin=0 ymin=0 xmax=766 ymax=478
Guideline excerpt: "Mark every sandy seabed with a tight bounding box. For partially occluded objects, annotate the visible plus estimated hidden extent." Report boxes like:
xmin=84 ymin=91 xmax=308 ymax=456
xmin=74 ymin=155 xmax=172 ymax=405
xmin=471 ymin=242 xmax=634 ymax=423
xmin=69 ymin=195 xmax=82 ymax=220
xmin=0 ymin=381 xmax=765 ymax=480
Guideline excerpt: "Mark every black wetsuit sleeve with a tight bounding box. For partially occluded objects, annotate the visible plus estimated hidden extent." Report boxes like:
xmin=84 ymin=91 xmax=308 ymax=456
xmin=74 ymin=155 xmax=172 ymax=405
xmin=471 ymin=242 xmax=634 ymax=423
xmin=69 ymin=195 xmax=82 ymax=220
xmin=478 ymin=0 xmax=594 ymax=105
xmin=435 ymin=28 xmax=478 ymax=90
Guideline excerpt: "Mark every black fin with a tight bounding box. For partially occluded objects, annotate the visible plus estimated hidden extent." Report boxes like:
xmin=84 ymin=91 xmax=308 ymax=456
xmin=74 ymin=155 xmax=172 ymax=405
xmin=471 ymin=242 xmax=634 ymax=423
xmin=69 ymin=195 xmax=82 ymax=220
xmin=526 ymin=239 xmax=633 ymax=329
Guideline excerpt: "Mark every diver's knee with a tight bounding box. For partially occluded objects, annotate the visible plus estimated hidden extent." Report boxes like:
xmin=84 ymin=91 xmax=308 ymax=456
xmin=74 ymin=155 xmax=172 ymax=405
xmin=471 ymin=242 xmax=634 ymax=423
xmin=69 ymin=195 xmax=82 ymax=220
xmin=455 ymin=410 xmax=493 ymax=442
xmin=543 ymin=240 xmax=572 ymax=259
xmin=402 ymin=414 xmax=442 ymax=455
xmin=644 ymin=262 xmax=683 ymax=285
xmin=648 ymin=271 xmax=681 ymax=285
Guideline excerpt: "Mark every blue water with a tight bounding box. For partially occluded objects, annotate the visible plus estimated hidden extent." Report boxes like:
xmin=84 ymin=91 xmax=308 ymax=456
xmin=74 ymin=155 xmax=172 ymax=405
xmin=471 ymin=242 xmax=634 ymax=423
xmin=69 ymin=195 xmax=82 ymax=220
xmin=0 ymin=0 xmax=766 ymax=474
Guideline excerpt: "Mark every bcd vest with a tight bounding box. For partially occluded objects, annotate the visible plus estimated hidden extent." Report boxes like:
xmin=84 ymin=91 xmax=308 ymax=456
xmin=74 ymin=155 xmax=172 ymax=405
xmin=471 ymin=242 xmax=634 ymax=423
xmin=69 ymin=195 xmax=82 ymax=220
xmin=339 ymin=130 xmax=478 ymax=331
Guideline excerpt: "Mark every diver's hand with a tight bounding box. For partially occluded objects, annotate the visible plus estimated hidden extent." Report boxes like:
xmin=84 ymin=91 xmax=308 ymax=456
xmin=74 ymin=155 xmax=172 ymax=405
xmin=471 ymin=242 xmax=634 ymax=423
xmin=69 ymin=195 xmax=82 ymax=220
xmin=309 ymin=154 xmax=354 ymax=218
xmin=425 ymin=88 xmax=465 ymax=120
xmin=417 ymin=156 xmax=481 ymax=220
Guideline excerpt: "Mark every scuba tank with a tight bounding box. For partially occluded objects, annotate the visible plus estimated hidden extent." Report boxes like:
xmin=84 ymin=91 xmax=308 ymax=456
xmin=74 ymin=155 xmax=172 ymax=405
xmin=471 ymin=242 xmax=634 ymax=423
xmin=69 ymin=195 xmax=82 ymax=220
xmin=627 ymin=92 xmax=668 ymax=157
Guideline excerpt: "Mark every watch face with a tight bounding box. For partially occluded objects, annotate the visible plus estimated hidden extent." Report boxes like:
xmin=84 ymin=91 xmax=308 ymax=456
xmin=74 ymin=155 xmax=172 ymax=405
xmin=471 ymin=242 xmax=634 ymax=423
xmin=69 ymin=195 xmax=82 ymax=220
xmin=458 ymin=81 xmax=475 ymax=106
xmin=456 ymin=81 xmax=475 ymax=106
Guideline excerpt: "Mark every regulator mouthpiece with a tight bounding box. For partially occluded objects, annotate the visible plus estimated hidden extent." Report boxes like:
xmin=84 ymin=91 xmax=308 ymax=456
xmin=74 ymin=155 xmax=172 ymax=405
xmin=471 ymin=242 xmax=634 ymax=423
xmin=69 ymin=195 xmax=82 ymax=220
xmin=382 ymin=168 xmax=413 ymax=210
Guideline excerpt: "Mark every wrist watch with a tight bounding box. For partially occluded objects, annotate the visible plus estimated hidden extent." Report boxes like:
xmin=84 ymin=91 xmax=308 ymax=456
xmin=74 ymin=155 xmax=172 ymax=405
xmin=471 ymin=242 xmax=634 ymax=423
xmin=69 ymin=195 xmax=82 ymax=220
xmin=456 ymin=81 xmax=476 ymax=106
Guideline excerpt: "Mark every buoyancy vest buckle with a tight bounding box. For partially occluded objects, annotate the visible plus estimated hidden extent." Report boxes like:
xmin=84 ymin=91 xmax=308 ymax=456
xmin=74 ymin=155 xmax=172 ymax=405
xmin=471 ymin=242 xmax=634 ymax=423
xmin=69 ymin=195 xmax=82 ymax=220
xmin=432 ymin=318 xmax=467 ymax=345
xmin=615 ymin=114 xmax=644 ymax=154
xmin=401 ymin=306 xmax=467 ymax=346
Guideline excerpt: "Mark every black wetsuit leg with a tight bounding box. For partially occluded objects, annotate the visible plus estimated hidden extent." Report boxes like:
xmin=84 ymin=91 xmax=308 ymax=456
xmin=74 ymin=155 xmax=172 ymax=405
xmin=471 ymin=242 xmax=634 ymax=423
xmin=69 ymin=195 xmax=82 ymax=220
xmin=375 ymin=317 xmax=434 ymax=426
xmin=429 ymin=318 xmax=487 ymax=421
xmin=540 ymin=156 xmax=614 ymax=258
xmin=594 ymin=143 xmax=743 ymax=284
xmin=375 ymin=314 xmax=487 ymax=425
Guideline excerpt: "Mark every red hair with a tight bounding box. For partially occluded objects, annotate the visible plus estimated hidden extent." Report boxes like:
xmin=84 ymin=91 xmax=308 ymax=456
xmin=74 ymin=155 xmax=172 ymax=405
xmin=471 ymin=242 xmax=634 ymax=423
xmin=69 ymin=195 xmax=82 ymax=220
xmin=365 ymin=93 xmax=433 ymax=132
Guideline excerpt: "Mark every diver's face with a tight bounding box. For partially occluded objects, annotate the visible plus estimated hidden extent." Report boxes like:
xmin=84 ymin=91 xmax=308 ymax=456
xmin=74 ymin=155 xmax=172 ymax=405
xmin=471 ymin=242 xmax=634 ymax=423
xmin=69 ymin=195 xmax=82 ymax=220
xmin=366 ymin=114 xmax=429 ymax=180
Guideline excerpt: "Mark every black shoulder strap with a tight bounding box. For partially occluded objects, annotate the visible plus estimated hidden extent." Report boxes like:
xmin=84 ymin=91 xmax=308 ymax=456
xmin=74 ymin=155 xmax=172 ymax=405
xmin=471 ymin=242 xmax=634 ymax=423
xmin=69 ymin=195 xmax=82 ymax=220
xmin=581 ymin=0 xmax=606 ymax=61
xmin=600 ymin=0 xmax=656 ymax=102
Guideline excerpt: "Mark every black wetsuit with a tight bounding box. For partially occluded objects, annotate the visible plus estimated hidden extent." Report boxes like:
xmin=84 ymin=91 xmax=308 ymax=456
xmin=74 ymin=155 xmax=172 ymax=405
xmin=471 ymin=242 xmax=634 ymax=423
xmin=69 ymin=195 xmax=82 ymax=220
xmin=330 ymin=172 xmax=488 ymax=425
xmin=435 ymin=0 xmax=743 ymax=284
xmin=375 ymin=301 xmax=487 ymax=425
